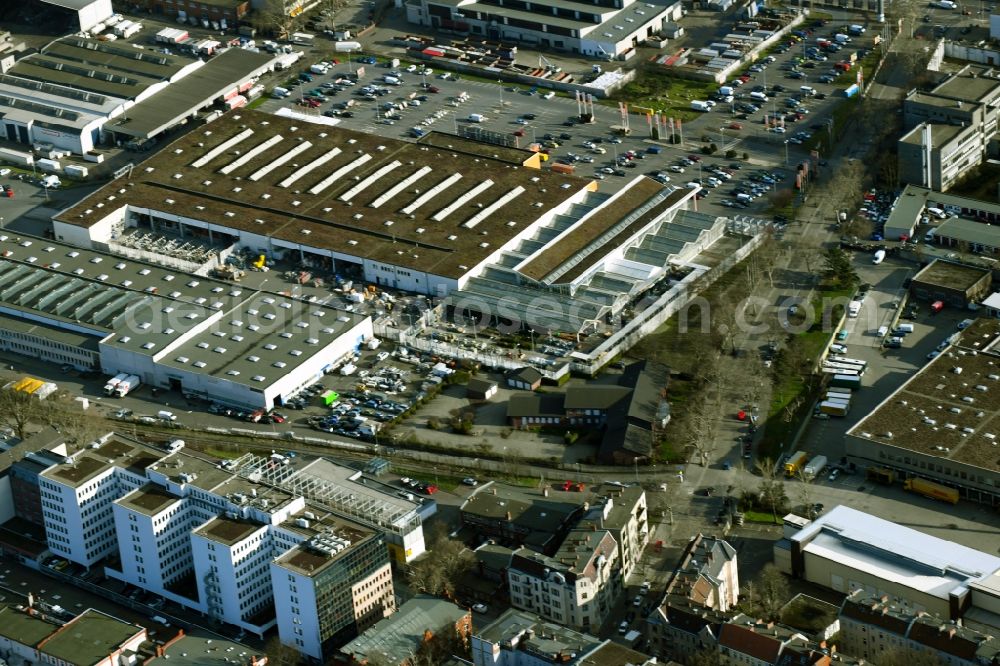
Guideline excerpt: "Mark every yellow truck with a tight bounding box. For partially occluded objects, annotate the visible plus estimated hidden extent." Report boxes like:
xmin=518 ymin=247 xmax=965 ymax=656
xmin=784 ymin=451 xmax=809 ymax=477
xmin=904 ymin=478 xmax=959 ymax=505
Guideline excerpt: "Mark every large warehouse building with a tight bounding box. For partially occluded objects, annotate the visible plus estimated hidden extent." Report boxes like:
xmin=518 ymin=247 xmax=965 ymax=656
xmin=0 ymin=36 xmax=276 ymax=155
xmin=776 ymin=506 xmax=1000 ymax=621
xmin=0 ymin=233 xmax=371 ymax=409
xmin=53 ymin=111 xmax=717 ymax=335
xmin=845 ymin=318 xmax=1000 ymax=506
xmin=405 ymin=0 xmax=684 ymax=59
xmin=53 ymin=112 xmax=718 ymax=334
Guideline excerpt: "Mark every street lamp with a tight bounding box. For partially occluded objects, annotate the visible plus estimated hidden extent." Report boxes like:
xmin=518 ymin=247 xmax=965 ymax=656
xmin=783 ymin=139 xmax=789 ymax=166
xmin=498 ymin=79 xmax=503 ymax=108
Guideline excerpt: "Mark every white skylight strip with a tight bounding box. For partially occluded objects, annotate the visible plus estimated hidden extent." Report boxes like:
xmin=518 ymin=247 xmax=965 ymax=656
xmin=249 ymin=141 xmax=312 ymax=181
xmin=279 ymin=148 xmax=342 ymax=188
xmin=191 ymin=128 xmax=254 ymax=168
xmin=463 ymin=186 xmax=525 ymax=229
xmin=370 ymin=166 xmax=433 ymax=209
xmin=432 ymin=180 xmax=495 ymax=222
xmin=339 ymin=161 xmax=403 ymax=202
xmin=401 ymin=173 xmax=463 ymax=215
xmin=309 ymin=154 xmax=372 ymax=195
xmin=220 ymin=135 xmax=284 ymax=175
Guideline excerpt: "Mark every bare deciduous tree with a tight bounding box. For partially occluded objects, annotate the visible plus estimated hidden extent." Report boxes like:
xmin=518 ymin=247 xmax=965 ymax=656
xmin=0 ymin=388 xmax=41 ymax=439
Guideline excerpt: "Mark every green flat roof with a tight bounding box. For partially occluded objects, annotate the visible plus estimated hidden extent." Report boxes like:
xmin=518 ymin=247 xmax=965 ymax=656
xmin=0 ymin=605 xmax=60 ymax=648
xmin=40 ymin=609 xmax=143 ymax=666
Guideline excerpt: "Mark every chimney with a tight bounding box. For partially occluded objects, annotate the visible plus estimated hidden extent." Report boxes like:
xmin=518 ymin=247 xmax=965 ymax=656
xmin=543 ymin=487 xmax=549 ymax=497
xmin=505 ymin=511 xmax=512 ymax=521
xmin=492 ymin=487 xmax=498 ymax=495
xmin=591 ymin=523 xmax=597 ymax=531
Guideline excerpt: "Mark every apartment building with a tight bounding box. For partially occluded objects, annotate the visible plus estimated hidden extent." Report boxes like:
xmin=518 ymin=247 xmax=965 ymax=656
xmin=662 ymin=534 xmax=740 ymax=612
xmin=839 ymin=591 xmax=1000 ymax=666
xmin=576 ymin=486 xmax=649 ymax=580
xmin=507 ymin=528 xmax=620 ymax=632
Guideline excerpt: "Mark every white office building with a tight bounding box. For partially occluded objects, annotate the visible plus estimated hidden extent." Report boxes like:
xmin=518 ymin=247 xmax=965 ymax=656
xmin=30 ymin=433 xmax=398 ymax=653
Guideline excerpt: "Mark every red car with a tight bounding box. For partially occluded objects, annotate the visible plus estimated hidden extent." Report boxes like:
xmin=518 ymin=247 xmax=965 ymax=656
xmin=687 ymin=154 xmax=701 ymax=162
xmin=728 ymin=122 xmax=743 ymax=130
xmin=428 ymin=86 xmax=441 ymax=93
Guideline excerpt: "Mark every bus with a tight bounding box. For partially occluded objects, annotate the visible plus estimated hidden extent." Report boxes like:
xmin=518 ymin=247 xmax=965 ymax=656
xmin=822 ymin=363 xmax=862 ymax=375
xmin=821 ymin=366 xmax=860 ymax=376
xmin=835 ymin=358 xmax=868 ymax=371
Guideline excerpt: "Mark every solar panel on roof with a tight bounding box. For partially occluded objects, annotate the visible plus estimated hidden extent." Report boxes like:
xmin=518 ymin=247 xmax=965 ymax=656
xmin=278 ymin=148 xmax=341 ymax=188
xmin=191 ymin=128 xmax=254 ymax=168
xmin=339 ymin=160 xmax=402 ymax=202
xmin=220 ymin=135 xmax=284 ymax=175
xmin=464 ymin=186 xmax=526 ymax=229
xmin=369 ymin=166 xmax=432 ymax=209
xmin=401 ymin=173 xmax=463 ymax=216
xmin=249 ymin=141 xmax=312 ymax=182
xmin=432 ymin=180 xmax=495 ymax=222
xmin=309 ymin=154 xmax=372 ymax=195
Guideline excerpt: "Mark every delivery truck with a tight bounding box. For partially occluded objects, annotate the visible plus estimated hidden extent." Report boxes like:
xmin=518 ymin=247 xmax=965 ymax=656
xmin=803 ymin=455 xmax=828 ymax=479
xmin=113 ymin=375 xmax=141 ymax=398
xmin=691 ymin=100 xmax=711 ymax=112
xmin=103 ymin=373 xmax=129 ymax=396
xmin=903 ymin=477 xmax=959 ymax=504
xmin=784 ymin=450 xmax=809 ymax=477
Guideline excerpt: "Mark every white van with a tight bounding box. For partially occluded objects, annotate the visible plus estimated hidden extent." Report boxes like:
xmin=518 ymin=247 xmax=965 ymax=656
xmin=877 ymin=325 xmax=889 ymax=338
xmin=924 ymin=229 xmax=937 ymax=243
xmin=800 ymin=85 xmax=817 ymax=96
xmin=157 ymin=410 xmax=176 ymax=421
xmin=872 ymin=249 xmax=886 ymax=264
xmin=467 ymin=113 xmax=484 ymax=123
xmin=384 ymin=75 xmax=401 ymax=85
xmin=927 ymin=207 xmax=947 ymax=219
xmin=750 ymin=91 xmax=768 ymax=102
xmin=894 ymin=323 xmax=915 ymax=335
xmin=848 ymin=300 xmax=862 ymax=318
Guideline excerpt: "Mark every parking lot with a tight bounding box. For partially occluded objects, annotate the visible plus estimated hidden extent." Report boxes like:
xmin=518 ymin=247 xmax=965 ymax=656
xmin=252 ymin=18 xmax=876 ymax=220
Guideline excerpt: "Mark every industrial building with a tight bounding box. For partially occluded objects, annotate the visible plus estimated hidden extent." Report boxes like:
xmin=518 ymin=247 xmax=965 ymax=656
xmin=340 ymin=595 xmax=472 ymax=664
xmin=54 ymin=110 xmax=720 ymax=336
xmin=908 ymin=259 xmax=992 ymax=308
xmin=845 ymin=318 xmax=1000 ymax=505
xmin=0 ymin=233 xmax=372 ymax=410
xmin=404 ymin=0 xmax=683 ymax=59
xmin=882 ymin=184 xmax=1000 ymax=243
xmin=8 ymin=430 xmax=411 ymax=659
xmin=0 ymin=35 xmax=276 ymax=155
xmin=775 ymin=506 xmax=1000 ymax=620
xmin=34 ymin=0 xmax=114 ymax=32
xmin=897 ymin=67 xmax=1000 ymax=192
